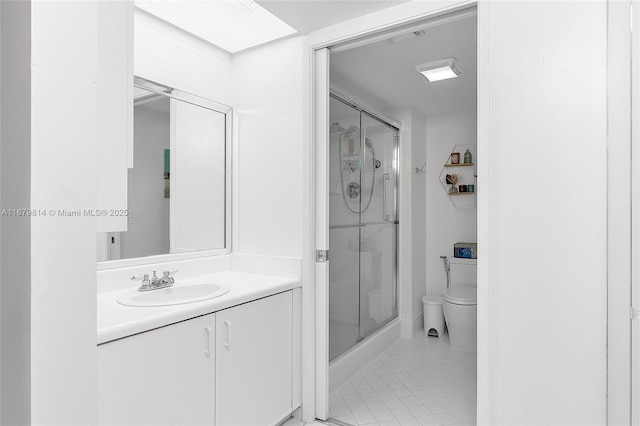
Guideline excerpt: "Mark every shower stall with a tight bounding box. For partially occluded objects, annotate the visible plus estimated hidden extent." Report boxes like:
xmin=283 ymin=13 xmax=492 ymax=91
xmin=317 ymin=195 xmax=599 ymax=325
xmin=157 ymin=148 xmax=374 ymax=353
xmin=328 ymin=93 xmax=399 ymax=361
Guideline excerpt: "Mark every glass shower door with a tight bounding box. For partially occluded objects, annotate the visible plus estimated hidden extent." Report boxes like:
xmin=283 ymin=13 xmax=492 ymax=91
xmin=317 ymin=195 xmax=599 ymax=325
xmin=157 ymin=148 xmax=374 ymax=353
xmin=328 ymin=97 xmax=362 ymax=360
xmin=359 ymin=113 xmax=398 ymax=338
xmin=328 ymin=95 xmax=398 ymax=361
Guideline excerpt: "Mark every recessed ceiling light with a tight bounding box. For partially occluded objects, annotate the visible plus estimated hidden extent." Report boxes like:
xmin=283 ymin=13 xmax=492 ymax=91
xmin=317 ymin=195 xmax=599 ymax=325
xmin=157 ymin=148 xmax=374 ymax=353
xmin=416 ymin=58 xmax=463 ymax=82
xmin=134 ymin=0 xmax=297 ymax=54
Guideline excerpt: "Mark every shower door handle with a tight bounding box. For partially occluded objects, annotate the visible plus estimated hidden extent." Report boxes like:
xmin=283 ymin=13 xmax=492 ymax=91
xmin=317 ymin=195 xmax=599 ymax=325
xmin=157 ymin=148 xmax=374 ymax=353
xmin=383 ymin=173 xmax=391 ymax=222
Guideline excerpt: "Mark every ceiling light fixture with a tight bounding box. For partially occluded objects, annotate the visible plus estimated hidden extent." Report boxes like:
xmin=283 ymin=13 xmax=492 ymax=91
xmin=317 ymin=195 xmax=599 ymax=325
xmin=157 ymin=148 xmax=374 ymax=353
xmin=134 ymin=0 xmax=297 ymax=54
xmin=388 ymin=30 xmax=426 ymax=44
xmin=416 ymin=58 xmax=463 ymax=82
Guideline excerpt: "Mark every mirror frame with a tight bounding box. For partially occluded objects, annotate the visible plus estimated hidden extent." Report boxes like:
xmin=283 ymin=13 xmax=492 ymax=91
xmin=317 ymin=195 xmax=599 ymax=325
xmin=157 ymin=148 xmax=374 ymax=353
xmin=97 ymin=76 xmax=233 ymax=271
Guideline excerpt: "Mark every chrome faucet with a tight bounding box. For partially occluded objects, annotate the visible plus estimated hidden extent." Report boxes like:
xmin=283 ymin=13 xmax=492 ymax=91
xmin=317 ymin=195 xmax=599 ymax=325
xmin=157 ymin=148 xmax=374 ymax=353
xmin=131 ymin=270 xmax=178 ymax=292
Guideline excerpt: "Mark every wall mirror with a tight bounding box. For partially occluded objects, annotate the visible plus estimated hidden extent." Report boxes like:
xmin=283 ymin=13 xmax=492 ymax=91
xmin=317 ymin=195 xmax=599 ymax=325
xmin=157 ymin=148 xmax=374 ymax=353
xmin=97 ymin=77 xmax=232 ymax=268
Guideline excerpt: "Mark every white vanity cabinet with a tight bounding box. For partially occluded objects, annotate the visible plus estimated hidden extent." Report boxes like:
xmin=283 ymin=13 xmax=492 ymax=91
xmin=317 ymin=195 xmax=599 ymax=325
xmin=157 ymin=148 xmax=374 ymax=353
xmin=97 ymin=313 xmax=216 ymax=426
xmin=98 ymin=290 xmax=294 ymax=426
xmin=215 ymin=291 xmax=293 ymax=426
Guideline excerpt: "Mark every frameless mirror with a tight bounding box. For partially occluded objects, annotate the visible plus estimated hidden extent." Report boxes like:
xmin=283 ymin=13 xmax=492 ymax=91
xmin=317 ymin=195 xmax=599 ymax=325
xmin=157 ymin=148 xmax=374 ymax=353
xmin=97 ymin=77 xmax=232 ymax=266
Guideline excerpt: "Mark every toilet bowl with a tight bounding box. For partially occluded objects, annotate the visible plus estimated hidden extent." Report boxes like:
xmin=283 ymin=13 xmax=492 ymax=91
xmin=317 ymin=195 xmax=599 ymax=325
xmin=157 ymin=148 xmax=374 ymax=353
xmin=442 ymin=285 xmax=477 ymax=352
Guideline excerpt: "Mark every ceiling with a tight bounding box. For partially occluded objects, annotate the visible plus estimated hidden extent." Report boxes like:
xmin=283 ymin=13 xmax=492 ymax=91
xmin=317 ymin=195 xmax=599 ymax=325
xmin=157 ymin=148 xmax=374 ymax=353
xmin=256 ymin=1 xmax=407 ymax=34
xmin=330 ymin=13 xmax=477 ymax=117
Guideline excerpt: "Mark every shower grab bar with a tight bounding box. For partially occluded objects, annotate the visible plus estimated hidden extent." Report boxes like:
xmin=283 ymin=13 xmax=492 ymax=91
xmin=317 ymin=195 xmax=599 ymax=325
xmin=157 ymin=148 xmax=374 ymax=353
xmin=329 ymin=221 xmax=396 ymax=230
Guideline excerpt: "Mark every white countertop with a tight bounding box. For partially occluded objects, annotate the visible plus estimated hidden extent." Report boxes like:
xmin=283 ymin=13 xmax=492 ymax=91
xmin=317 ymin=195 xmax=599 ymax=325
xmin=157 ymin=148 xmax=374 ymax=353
xmin=97 ymin=271 xmax=301 ymax=345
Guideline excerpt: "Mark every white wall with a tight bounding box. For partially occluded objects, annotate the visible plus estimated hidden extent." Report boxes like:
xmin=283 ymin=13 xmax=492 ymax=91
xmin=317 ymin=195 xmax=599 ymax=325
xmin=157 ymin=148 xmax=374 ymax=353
xmin=134 ymin=11 xmax=304 ymax=262
xmin=425 ymin=110 xmax=477 ymax=297
xmin=0 ymin=1 xmax=30 ymax=423
xmin=31 ymin=1 xmax=98 ymax=423
xmin=122 ymin=102 xmax=170 ymax=259
xmin=410 ymin=110 xmax=427 ymax=329
xmin=134 ymin=9 xmax=233 ymax=106
xmin=478 ymin=2 xmax=607 ymax=424
xmin=232 ymin=37 xmax=305 ymax=258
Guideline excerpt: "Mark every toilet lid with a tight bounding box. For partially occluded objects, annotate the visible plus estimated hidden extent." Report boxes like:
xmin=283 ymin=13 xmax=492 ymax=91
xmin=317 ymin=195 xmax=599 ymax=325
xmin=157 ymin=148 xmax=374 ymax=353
xmin=444 ymin=286 xmax=477 ymax=305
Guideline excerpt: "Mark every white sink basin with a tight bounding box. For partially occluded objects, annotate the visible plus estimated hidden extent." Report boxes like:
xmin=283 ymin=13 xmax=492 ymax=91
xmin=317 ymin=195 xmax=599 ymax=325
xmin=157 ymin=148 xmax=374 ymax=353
xmin=117 ymin=283 xmax=229 ymax=307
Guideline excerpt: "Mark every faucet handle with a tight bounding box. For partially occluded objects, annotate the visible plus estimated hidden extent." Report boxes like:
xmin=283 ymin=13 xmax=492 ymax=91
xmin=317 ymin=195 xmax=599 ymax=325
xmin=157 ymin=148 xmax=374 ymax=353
xmin=162 ymin=270 xmax=178 ymax=285
xmin=131 ymin=273 xmax=151 ymax=291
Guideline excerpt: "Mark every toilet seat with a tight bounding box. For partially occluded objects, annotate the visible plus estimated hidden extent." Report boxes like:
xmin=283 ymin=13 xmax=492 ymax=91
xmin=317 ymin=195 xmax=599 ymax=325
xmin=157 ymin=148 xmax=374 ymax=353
xmin=444 ymin=286 xmax=477 ymax=306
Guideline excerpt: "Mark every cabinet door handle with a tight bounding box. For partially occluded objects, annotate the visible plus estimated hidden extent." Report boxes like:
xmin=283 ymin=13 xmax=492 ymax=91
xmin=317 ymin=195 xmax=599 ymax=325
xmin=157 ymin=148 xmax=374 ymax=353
xmin=204 ymin=327 xmax=212 ymax=358
xmin=224 ymin=320 xmax=231 ymax=348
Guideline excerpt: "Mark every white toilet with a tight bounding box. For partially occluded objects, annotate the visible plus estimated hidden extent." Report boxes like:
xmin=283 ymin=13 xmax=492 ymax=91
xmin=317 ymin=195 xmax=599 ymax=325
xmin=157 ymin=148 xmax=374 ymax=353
xmin=443 ymin=285 xmax=477 ymax=351
xmin=441 ymin=258 xmax=477 ymax=352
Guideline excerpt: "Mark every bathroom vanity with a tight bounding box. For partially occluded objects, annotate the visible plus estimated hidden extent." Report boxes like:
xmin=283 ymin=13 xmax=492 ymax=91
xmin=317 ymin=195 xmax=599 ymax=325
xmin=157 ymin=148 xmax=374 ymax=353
xmin=97 ymin=271 xmax=301 ymax=426
xmin=95 ymin=13 xmax=303 ymax=424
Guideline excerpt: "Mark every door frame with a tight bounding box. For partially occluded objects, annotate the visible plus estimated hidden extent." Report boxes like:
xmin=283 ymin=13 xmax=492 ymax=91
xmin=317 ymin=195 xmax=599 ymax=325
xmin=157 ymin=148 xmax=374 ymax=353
xmin=302 ymin=1 xmax=633 ymax=424
xmin=631 ymin=2 xmax=640 ymax=423
xmin=301 ymin=1 xmax=482 ymax=422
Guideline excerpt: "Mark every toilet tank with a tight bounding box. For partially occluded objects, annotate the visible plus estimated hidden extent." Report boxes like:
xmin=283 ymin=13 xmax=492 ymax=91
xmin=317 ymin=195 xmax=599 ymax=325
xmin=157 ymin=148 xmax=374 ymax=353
xmin=449 ymin=257 xmax=477 ymax=287
xmin=454 ymin=242 xmax=477 ymax=259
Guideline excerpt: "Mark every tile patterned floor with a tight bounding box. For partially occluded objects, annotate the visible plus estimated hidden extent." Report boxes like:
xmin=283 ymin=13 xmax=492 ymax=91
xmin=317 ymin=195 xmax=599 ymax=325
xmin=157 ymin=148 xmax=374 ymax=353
xmin=328 ymin=333 xmax=476 ymax=426
xmin=282 ymin=418 xmax=327 ymax=426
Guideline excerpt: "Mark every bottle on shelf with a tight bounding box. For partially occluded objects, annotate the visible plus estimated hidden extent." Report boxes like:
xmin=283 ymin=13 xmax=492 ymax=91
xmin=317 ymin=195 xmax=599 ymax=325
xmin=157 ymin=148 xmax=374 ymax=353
xmin=463 ymin=149 xmax=472 ymax=164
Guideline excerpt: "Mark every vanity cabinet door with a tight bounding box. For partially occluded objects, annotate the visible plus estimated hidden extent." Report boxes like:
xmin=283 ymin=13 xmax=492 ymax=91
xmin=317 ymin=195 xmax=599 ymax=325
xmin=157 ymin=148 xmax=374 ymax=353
xmin=215 ymin=291 xmax=293 ymax=426
xmin=98 ymin=313 xmax=216 ymax=426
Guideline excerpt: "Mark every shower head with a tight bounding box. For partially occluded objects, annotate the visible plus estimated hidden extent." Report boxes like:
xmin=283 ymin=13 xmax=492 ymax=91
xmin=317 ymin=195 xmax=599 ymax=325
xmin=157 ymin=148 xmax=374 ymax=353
xmin=365 ymin=137 xmax=373 ymax=148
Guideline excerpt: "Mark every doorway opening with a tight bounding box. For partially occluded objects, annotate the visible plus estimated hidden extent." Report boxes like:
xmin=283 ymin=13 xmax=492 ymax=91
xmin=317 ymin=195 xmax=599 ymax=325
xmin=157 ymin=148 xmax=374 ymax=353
xmin=314 ymin=5 xmax=479 ymax=423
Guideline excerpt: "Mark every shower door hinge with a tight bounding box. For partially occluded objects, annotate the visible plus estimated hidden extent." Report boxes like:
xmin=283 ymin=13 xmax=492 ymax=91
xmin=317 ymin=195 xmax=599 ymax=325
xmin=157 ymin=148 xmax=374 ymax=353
xmin=632 ymin=307 xmax=640 ymax=321
xmin=316 ymin=249 xmax=329 ymax=263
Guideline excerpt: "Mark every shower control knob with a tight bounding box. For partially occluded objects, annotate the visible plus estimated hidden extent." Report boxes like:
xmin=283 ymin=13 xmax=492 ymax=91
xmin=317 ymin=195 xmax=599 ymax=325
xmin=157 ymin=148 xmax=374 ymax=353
xmin=347 ymin=182 xmax=361 ymax=199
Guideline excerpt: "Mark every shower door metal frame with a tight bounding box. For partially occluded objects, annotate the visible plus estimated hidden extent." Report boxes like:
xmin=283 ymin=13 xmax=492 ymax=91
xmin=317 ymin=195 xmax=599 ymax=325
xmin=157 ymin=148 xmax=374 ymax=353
xmin=328 ymin=91 xmax=400 ymax=350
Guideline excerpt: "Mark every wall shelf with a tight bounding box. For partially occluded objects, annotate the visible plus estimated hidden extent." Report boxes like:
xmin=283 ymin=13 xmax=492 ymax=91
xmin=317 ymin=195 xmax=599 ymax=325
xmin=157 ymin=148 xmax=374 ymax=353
xmin=438 ymin=143 xmax=477 ymax=210
xmin=443 ymin=163 xmax=474 ymax=167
